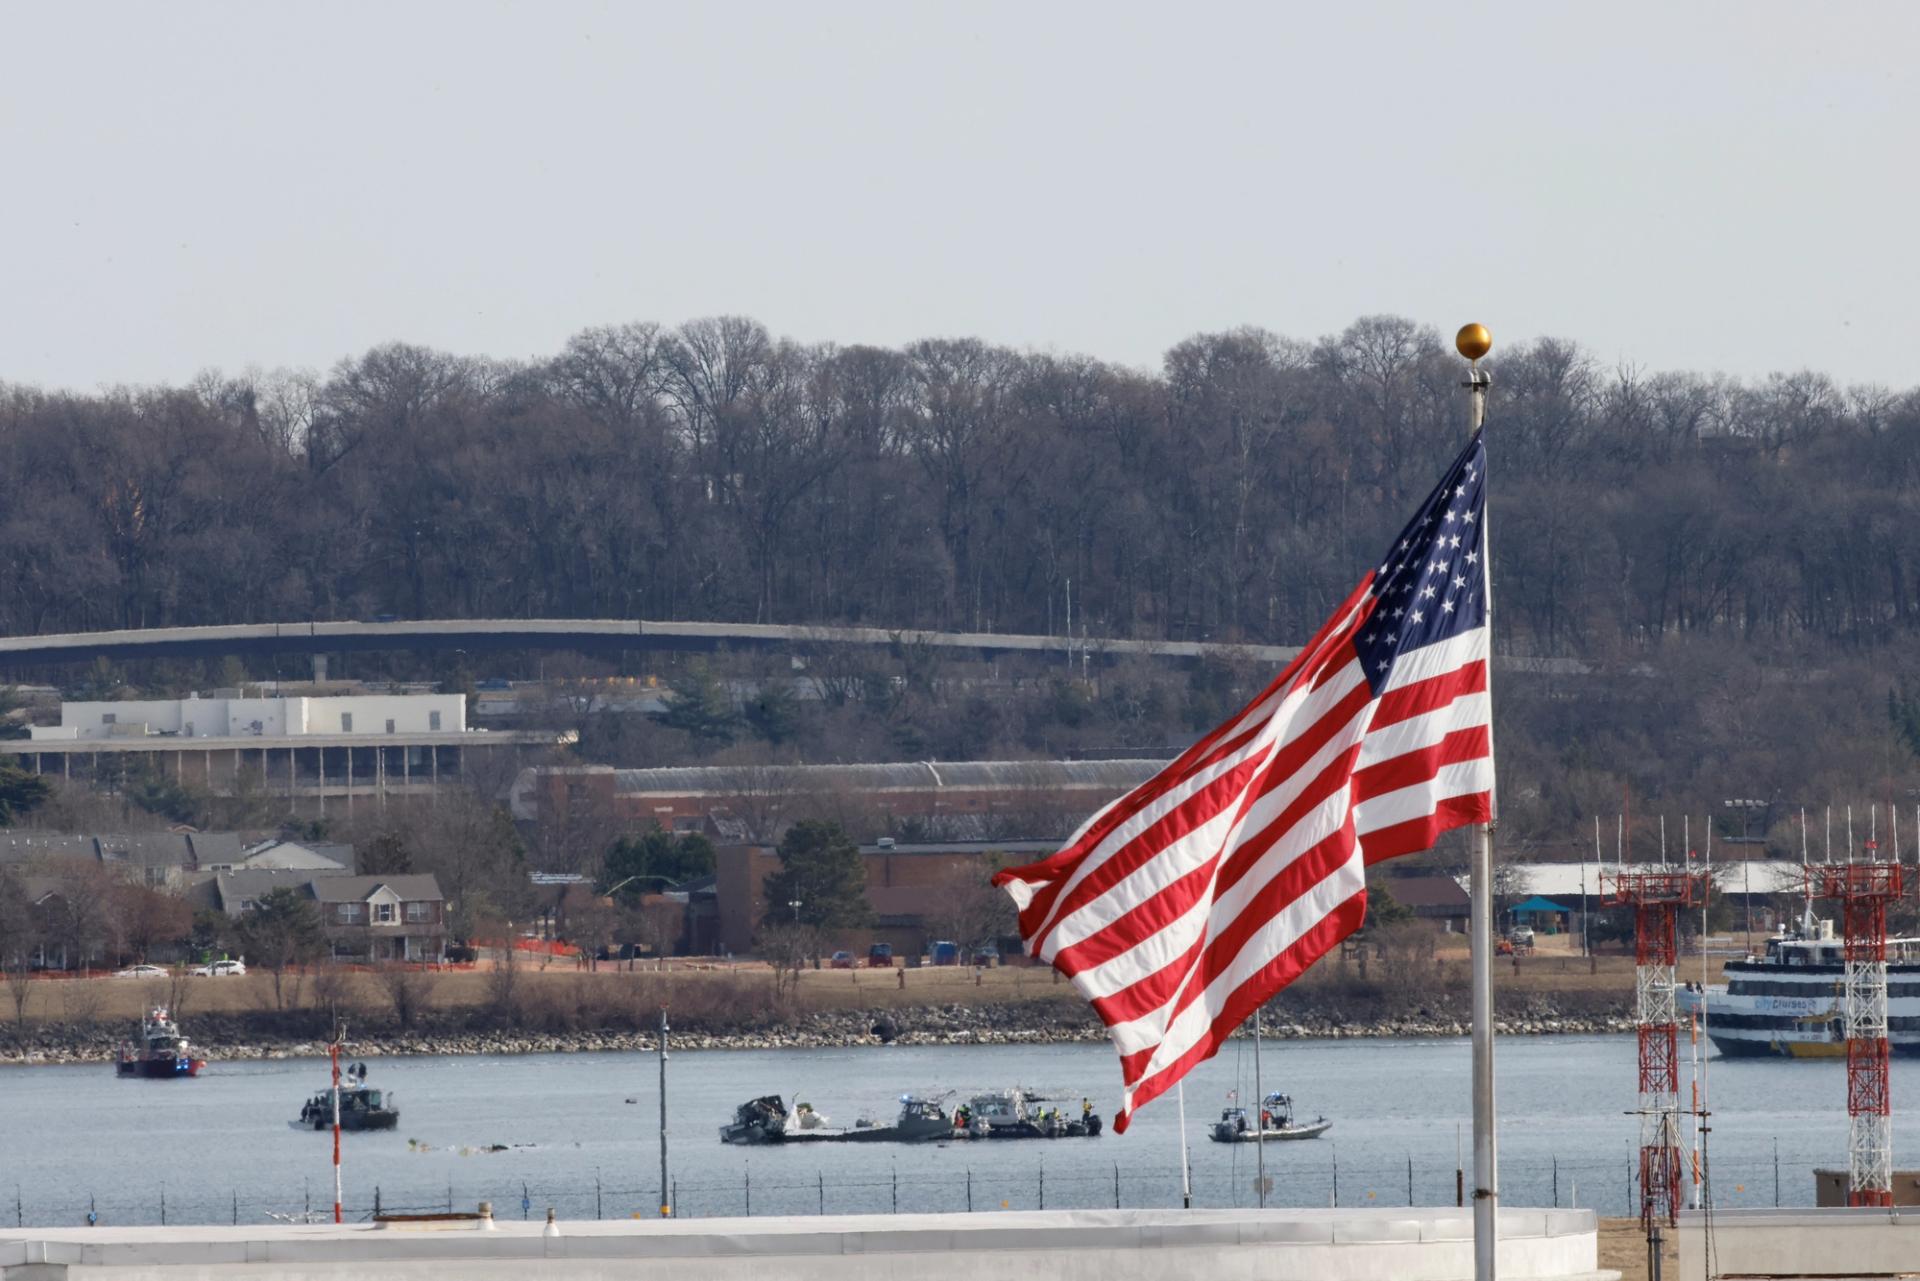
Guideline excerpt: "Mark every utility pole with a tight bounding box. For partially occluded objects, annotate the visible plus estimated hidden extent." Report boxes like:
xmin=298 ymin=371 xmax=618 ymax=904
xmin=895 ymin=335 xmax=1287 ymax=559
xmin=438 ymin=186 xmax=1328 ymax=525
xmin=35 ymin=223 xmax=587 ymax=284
xmin=659 ymin=1007 xmax=671 ymax=1217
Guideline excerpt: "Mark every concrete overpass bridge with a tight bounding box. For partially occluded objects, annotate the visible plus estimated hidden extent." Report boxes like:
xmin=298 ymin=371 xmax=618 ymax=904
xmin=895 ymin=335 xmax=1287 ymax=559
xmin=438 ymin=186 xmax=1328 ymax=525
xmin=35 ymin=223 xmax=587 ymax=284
xmin=0 ymin=618 xmax=1303 ymax=670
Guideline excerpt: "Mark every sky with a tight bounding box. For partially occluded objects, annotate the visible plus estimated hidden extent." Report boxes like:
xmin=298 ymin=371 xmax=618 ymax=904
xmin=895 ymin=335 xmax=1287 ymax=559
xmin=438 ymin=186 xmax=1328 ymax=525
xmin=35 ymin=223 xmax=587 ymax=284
xmin=2 ymin=1 xmax=1917 ymax=391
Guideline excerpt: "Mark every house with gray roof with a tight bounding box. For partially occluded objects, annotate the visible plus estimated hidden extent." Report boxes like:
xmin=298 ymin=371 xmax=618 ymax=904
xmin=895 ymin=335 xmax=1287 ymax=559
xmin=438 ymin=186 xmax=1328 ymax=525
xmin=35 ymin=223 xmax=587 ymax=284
xmin=310 ymin=875 xmax=446 ymax=963
xmin=203 ymin=872 xmax=447 ymax=963
xmin=0 ymin=831 xmax=244 ymax=891
xmin=229 ymin=839 xmax=355 ymax=873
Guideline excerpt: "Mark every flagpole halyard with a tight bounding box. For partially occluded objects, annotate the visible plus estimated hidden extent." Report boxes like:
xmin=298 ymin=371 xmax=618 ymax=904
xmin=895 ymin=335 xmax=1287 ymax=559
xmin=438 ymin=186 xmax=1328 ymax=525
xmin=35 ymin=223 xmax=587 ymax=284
xmin=1457 ymin=322 xmax=1500 ymax=1281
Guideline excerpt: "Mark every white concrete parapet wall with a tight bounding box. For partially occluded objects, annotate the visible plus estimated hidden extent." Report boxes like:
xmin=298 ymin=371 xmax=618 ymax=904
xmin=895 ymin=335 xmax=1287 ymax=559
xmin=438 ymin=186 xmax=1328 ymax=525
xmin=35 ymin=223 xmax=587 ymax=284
xmin=1680 ymin=1206 xmax=1920 ymax=1278
xmin=0 ymin=1207 xmax=1612 ymax=1281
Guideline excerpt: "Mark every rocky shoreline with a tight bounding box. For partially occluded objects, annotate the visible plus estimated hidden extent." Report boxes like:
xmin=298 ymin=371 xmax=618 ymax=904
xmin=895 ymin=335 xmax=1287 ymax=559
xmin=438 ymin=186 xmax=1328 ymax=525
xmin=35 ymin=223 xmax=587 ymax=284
xmin=0 ymin=1000 xmax=1633 ymax=1066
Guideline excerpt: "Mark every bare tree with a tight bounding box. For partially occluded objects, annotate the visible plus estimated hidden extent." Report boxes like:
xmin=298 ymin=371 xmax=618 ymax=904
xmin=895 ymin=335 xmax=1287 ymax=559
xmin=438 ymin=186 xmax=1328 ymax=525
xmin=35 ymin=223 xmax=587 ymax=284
xmin=558 ymin=887 xmax=620 ymax=969
xmin=43 ymin=859 xmax=116 ymax=972
xmin=0 ymin=870 xmax=36 ymax=1022
xmin=485 ymin=938 xmax=520 ymax=1027
xmin=375 ymin=963 xmax=432 ymax=1030
xmin=163 ymin=966 xmax=194 ymax=1021
xmin=707 ymin=760 xmax=799 ymax=843
xmin=309 ymin=964 xmax=360 ymax=1030
xmin=57 ymin=979 xmax=102 ymax=1026
xmin=758 ymin=923 xmax=819 ymax=1006
xmin=110 ymin=882 xmax=192 ymax=964
xmin=3 ymin=957 xmax=31 ymax=1026
xmin=922 ymin=861 xmax=1016 ymax=951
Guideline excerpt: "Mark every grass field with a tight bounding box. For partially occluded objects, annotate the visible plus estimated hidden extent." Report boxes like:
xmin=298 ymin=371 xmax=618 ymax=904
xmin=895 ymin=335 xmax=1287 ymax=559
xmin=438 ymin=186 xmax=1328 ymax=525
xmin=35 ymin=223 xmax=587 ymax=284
xmin=0 ymin=929 xmax=1696 ymax=1031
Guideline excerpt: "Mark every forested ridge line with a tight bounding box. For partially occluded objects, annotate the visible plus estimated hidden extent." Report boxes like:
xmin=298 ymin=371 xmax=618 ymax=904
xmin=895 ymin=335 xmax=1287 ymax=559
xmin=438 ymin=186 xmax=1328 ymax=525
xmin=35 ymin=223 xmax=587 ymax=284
xmin=4 ymin=313 xmax=1913 ymax=659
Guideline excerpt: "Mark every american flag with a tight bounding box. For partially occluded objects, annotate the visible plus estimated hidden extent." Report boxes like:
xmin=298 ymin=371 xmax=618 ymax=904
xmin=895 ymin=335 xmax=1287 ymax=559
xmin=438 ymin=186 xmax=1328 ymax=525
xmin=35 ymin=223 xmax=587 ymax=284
xmin=993 ymin=432 xmax=1495 ymax=1132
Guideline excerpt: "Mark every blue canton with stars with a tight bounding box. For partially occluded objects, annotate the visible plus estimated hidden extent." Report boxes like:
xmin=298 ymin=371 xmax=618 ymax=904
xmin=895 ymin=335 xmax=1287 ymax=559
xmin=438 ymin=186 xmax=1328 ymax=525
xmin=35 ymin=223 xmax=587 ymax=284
xmin=1352 ymin=432 xmax=1487 ymax=694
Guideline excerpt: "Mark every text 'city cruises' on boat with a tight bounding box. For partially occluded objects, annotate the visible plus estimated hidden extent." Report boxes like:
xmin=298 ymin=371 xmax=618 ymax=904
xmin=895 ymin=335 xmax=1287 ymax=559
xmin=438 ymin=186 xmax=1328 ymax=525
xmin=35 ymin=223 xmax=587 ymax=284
xmin=1678 ymin=915 xmax=1920 ymax=1059
xmin=115 ymin=1008 xmax=206 ymax=1079
xmin=293 ymin=1061 xmax=400 ymax=1131
xmin=719 ymin=1088 xmax=1102 ymax=1144
xmin=1209 ymin=1091 xmax=1331 ymax=1142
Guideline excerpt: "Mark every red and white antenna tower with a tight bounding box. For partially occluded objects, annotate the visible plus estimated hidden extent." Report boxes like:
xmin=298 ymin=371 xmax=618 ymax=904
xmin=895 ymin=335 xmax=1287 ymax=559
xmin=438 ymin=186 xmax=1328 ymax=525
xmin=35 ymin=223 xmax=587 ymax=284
xmin=1806 ymin=854 xmax=1903 ymax=1207
xmin=1605 ymin=867 xmax=1705 ymax=1229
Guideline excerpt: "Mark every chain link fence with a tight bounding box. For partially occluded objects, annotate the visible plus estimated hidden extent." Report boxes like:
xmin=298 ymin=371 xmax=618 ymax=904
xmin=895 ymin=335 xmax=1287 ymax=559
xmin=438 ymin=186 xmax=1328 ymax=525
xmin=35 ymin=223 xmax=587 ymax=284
xmin=8 ymin=1147 xmax=1825 ymax=1227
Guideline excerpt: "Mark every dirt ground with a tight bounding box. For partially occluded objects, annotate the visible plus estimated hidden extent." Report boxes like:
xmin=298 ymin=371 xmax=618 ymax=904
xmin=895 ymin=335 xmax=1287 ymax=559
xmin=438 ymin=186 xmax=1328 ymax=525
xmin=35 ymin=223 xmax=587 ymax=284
xmin=1597 ymin=1217 xmax=1677 ymax=1281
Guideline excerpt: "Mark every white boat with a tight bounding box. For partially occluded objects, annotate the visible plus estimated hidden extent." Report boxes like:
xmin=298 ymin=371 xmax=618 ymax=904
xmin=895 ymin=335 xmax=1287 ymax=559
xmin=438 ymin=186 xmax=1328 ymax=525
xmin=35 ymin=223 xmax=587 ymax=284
xmin=1210 ymin=1091 xmax=1331 ymax=1143
xmin=956 ymin=1088 xmax=1101 ymax=1139
xmin=1678 ymin=916 xmax=1920 ymax=1059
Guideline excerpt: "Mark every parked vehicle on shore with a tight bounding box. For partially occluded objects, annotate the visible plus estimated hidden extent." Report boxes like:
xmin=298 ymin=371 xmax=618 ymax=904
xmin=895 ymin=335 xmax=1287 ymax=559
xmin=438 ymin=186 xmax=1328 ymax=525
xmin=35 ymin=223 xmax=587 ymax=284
xmin=189 ymin=959 xmax=246 ymax=977
xmin=866 ymin=944 xmax=893 ymax=968
xmin=113 ymin=964 xmax=169 ymax=980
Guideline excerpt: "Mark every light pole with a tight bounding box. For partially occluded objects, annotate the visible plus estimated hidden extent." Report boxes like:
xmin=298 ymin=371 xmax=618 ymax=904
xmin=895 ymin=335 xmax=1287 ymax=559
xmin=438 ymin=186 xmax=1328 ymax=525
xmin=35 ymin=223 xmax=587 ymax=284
xmin=788 ymin=899 xmax=802 ymax=925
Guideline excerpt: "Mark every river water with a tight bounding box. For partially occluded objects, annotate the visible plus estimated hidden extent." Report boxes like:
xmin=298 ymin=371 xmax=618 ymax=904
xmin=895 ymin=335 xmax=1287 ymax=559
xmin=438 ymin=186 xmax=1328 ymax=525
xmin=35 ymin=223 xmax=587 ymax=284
xmin=0 ymin=1035 xmax=1888 ymax=1226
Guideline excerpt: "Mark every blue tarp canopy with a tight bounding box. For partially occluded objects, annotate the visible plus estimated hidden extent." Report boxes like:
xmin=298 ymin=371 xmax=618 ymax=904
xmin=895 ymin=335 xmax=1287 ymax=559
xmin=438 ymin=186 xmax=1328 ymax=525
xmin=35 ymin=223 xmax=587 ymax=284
xmin=1511 ymin=895 xmax=1572 ymax=917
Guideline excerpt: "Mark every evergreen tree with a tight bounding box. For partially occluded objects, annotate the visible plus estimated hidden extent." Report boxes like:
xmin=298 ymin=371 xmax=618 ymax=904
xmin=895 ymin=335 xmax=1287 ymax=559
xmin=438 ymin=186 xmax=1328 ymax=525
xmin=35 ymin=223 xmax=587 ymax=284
xmin=237 ymin=888 xmax=327 ymax=1009
xmin=603 ymin=828 xmax=715 ymax=900
xmin=361 ymin=828 xmax=415 ymax=875
xmin=1363 ymin=880 xmax=1414 ymax=930
xmin=761 ymin=819 xmax=870 ymax=930
xmin=0 ymin=761 xmax=50 ymax=826
xmin=743 ymin=679 xmax=801 ymax=745
xmin=122 ymin=762 xmax=201 ymax=825
xmin=651 ymin=663 xmax=741 ymax=746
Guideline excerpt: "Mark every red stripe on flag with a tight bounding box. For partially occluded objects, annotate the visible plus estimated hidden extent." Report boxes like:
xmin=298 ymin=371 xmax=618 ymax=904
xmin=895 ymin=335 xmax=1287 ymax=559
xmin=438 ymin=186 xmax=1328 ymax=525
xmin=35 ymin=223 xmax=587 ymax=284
xmin=990 ymin=580 xmax=1382 ymax=891
xmin=1371 ymin=658 xmax=1486 ymax=731
xmin=1055 ymin=853 xmax=1223 ymax=978
xmin=1113 ymin=890 xmax=1369 ymax=1132
xmin=1351 ymin=725 xmax=1490 ymax=804
xmin=994 ymin=429 xmax=1493 ymax=1136
xmin=1036 ymin=675 xmax=1372 ymax=954
xmin=993 ymin=580 xmax=1374 ymax=904
xmin=1360 ymin=792 xmax=1493 ymax=866
xmin=1016 ymin=749 xmax=1269 ymax=950
xmin=1120 ymin=820 xmax=1358 ymax=1040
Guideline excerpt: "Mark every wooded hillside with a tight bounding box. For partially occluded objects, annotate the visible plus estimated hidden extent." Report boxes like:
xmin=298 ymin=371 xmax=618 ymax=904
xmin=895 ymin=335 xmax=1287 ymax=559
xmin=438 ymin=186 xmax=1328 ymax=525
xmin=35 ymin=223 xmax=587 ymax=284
xmin=5 ymin=314 xmax=1916 ymax=849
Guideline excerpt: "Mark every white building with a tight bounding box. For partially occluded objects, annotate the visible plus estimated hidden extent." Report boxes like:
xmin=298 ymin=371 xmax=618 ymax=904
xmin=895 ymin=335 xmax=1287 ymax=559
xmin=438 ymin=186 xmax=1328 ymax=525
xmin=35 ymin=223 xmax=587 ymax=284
xmin=29 ymin=693 xmax=466 ymax=741
xmin=4 ymin=692 xmax=568 ymax=817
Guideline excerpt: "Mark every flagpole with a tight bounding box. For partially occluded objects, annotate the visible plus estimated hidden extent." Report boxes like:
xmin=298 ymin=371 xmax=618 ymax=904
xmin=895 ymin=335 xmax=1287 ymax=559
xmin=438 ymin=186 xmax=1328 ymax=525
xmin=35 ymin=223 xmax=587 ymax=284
xmin=1457 ymin=322 xmax=1499 ymax=1281
xmin=1177 ymin=1082 xmax=1192 ymax=1208
xmin=1253 ymin=1004 xmax=1268 ymax=1207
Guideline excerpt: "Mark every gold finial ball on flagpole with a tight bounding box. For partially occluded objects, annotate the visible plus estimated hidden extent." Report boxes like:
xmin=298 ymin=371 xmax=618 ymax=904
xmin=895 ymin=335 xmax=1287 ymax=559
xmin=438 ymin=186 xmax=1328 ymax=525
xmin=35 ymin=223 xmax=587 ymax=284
xmin=1455 ymin=323 xmax=1492 ymax=362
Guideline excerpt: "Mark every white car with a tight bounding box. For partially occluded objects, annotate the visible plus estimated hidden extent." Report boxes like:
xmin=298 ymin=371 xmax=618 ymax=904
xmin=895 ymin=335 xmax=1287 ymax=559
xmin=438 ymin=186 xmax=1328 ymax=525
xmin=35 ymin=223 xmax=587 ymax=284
xmin=113 ymin=964 xmax=169 ymax=979
xmin=189 ymin=959 xmax=247 ymax=977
